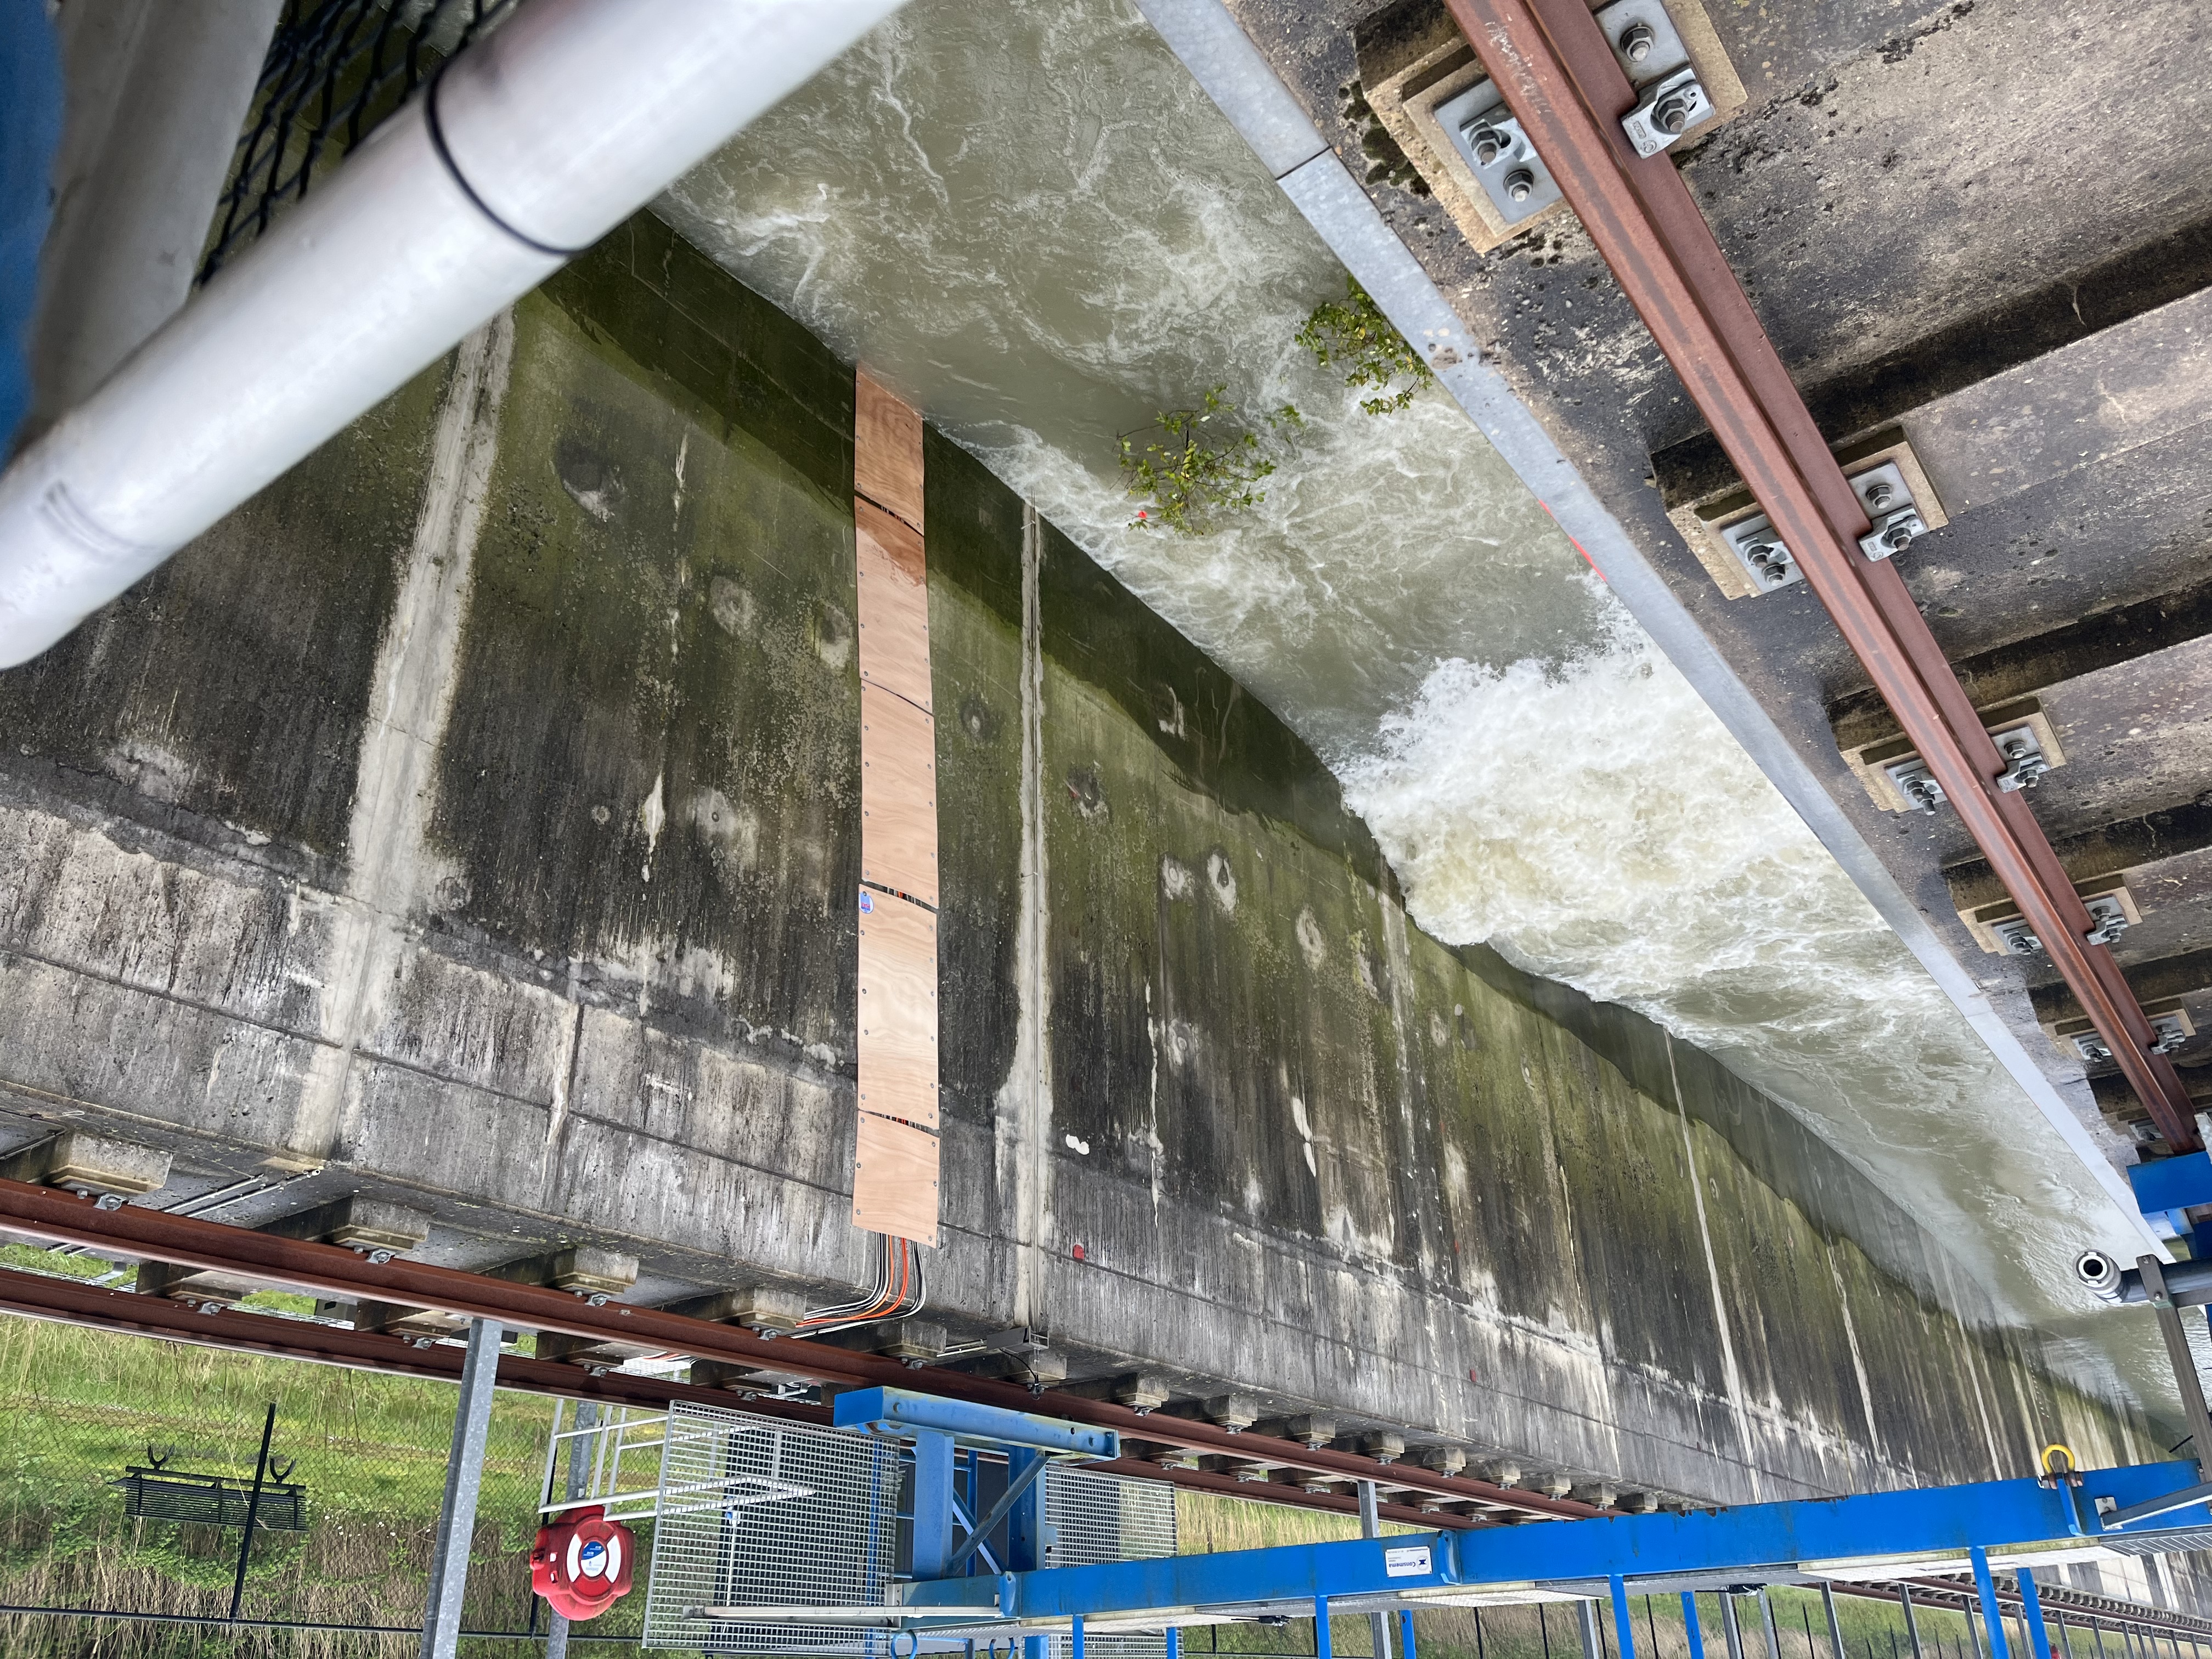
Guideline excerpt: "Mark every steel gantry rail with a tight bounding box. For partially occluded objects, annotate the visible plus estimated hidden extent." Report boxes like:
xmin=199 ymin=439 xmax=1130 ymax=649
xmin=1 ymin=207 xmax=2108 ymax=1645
xmin=1436 ymin=0 xmax=2201 ymax=1149
xmin=0 ymin=1177 xmax=1585 ymax=1523
xmin=7 ymin=1250 xmax=2212 ymax=1644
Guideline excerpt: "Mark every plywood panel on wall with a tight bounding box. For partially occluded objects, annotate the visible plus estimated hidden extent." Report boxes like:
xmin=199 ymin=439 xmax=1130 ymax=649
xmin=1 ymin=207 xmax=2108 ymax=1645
xmin=856 ymin=888 xmax=939 ymax=1131
xmin=852 ymin=370 xmax=939 ymax=1250
xmin=852 ymin=1110 xmax=940 ymax=1246
xmin=856 ymin=370 xmax=925 ymax=532
xmin=856 ymin=499 xmax=932 ymax=714
xmin=861 ymin=682 xmax=939 ymax=907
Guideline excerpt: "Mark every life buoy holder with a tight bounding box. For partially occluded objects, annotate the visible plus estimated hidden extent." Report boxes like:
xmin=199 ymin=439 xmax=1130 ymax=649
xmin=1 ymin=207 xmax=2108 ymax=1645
xmin=531 ymin=1504 xmax=637 ymax=1622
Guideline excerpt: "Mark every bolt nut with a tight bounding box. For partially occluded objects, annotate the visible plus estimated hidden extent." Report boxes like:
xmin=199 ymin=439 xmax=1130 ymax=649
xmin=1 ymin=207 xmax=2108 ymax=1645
xmin=1864 ymin=481 xmax=1894 ymax=510
xmin=1471 ymin=127 xmax=1506 ymax=166
xmin=1504 ymin=166 xmax=1536 ymax=202
xmin=94 ymin=1193 xmax=126 ymax=1212
xmin=1619 ymin=21 xmax=1656 ymax=61
xmin=1654 ymin=92 xmax=1695 ymax=134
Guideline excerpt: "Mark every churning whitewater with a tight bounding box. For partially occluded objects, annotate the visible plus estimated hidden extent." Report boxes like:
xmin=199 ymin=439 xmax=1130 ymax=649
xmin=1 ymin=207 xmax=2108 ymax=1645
xmin=661 ymin=0 xmax=2149 ymax=1358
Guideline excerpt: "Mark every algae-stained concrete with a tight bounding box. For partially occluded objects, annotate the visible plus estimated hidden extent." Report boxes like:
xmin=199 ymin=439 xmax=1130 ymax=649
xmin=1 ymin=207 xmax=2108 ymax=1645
xmin=0 ymin=210 xmax=2171 ymax=1517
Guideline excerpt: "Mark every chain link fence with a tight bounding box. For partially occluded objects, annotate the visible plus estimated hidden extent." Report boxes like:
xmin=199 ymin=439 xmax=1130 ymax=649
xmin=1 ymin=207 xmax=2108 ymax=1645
xmin=0 ymin=1245 xmax=603 ymax=1656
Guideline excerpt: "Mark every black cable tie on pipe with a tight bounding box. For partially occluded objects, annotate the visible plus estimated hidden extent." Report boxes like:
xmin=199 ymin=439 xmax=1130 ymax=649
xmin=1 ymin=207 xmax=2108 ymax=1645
xmin=422 ymin=55 xmax=591 ymax=260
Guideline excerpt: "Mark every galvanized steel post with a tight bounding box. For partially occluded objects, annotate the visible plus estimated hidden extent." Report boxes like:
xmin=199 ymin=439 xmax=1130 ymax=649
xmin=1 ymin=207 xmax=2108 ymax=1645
xmin=421 ymin=1318 xmax=501 ymax=1659
xmin=1359 ymin=1482 xmax=1394 ymax=1659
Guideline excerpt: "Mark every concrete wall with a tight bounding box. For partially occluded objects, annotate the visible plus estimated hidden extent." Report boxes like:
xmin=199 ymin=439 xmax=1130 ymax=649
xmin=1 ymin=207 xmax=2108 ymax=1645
xmin=0 ymin=212 xmax=2174 ymax=1532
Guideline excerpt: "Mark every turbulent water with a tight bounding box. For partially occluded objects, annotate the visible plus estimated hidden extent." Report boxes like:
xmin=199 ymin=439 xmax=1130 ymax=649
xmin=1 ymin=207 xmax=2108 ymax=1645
xmin=662 ymin=0 xmax=2155 ymax=1389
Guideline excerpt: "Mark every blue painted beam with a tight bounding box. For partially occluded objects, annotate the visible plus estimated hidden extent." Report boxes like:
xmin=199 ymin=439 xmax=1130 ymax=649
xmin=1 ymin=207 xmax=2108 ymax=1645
xmin=2131 ymin=1154 xmax=2212 ymax=1217
xmin=833 ymin=1389 xmax=1120 ymax=1459
xmin=904 ymin=1465 xmax=2212 ymax=1622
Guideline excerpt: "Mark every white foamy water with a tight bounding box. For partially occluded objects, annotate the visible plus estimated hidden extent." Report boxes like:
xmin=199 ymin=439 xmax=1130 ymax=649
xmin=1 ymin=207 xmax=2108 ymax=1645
xmin=665 ymin=0 xmax=2155 ymax=1389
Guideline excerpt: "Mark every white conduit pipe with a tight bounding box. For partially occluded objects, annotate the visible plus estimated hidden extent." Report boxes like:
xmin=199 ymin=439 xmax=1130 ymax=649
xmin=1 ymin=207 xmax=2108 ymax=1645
xmin=0 ymin=0 xmax=906 ymax=668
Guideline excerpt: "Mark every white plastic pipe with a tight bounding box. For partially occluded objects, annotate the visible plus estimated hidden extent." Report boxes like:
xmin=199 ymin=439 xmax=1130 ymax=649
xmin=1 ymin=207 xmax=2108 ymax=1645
xmin=0 ymin=0 xmax=906 ymax=668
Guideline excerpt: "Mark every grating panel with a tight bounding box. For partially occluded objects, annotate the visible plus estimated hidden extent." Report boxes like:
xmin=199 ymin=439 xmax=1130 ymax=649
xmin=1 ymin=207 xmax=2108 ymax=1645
xmin=1047 ymin=1468 xmax=1178 ymax=1659
xmin=642 ymin=1402 xmax=901 ymax=1655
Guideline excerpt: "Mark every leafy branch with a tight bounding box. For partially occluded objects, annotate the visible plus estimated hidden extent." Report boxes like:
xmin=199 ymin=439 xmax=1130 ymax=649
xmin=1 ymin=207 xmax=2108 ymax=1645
xmin=1295 ymin=276 xmax=1434 ymax=415
xmin=1118 ymin=387 xmax=1303 ymax=534
xmin=1115 ymin=280 xmax=1427 ymax=533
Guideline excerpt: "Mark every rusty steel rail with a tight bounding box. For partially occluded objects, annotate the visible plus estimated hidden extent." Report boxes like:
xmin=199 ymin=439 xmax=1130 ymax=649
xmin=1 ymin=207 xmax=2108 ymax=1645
xmin=1441 ymin=0 xmax=2200 ymax=1150
xmin=0 ymin=1178 xmax=1588 ymax=1521
xmin=10 ymin=1271 xmax=2212 ymax=1643
xmin=0 ymin=1260 xmax=1481 ymax=1531
xmin=14 ymin=1260 xmax=2212 ymax=1634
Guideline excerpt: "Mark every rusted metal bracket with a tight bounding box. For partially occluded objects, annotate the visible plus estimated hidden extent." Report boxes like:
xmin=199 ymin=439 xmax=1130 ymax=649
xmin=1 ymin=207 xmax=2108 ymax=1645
xmin=1440 ymin=0 xmax=2200 ymax=1149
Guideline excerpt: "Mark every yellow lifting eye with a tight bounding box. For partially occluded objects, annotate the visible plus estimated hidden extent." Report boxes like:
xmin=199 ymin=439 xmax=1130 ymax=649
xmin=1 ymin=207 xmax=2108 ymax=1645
xmin=2041 ymin=1443 xmax=2079 ymax=1477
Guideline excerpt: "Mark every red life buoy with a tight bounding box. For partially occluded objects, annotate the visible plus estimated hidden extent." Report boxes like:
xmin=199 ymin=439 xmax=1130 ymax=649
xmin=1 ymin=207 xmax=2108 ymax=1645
xmin=530 ymin=1505 xmax=636 ymax=1622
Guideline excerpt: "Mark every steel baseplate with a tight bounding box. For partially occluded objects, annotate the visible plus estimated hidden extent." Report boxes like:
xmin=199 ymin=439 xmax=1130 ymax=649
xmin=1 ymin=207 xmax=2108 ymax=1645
xmin=2057 ymin=1005 xmax=2196 ymax=1065
xmin=1435 ymin=80 xmax=1560 ymax=224
xmin=1594 ymin=0 xmax=1717 ymax=157
xmin=1667 ymin=437 xmax=1950 ymax=601
xmin=1375 ymin=0 xmax=1746 ymax=254
xmin=1850 ymin=701 xmax=2068 ymax=816
xmin=1962 ymin=872 xmax=2138 ymax=957
xmin=1621 ymin=65 xmax=1714 ymax=157
xmin=1720 ymin=512 xmax=1801 ymax=591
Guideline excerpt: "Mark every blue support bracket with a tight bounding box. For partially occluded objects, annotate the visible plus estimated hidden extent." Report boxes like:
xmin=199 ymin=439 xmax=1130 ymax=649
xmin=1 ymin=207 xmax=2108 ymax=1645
xmin=2016 ymin=1569 xmax=2052 ymax=1659
xmin=834 ymin=1389 xmax=1120 ymax=1460
xmin=1611 ymin=1577 xmax=1638 ymax=1659
xmin=1681 ymin=1593 xmax=1706 ymax=1659
xmin=1971 ymin=1547 xmax=2012 ymax=1659
xmin=912 ymin=1429 xmax=958 ymax=1581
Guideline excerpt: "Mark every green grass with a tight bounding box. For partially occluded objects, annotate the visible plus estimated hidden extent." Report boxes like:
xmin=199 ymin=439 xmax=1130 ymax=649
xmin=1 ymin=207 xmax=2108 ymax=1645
xmin=0 ymin=1251 xmax=2083 ymax=1659
xmin=0 ymin=1252 xmax=589 ymax=1657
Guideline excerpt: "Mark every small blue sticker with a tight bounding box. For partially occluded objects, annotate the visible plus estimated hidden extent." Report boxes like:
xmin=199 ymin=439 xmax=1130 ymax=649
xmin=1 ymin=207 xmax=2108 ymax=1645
xmin=859 ymin=890 xmax=874 ymax=912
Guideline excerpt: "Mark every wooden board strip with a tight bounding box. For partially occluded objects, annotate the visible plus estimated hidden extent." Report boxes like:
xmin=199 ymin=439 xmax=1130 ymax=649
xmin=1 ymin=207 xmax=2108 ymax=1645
xmin=851 ymin=1110 xmax=940 ymax=1246
xmin=856 ymin=888 xmax=939 ymax=1132
xmin=860 ymin=682 xmax=939 ymax=908
xmin=853 ymin=372 xmax=938 ymax=1248
xmin=855 ymin=497 xmax=932 ymax=714
xmin=856 ymin=370 xmax=926 ymax=533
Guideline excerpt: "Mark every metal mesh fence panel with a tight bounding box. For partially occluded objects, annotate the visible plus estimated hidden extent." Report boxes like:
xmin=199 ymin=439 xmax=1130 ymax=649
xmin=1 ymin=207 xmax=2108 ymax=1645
xmin=1047 ymin=1468 xmax=1178 ymax=1659
xmin=198 ymin=0 xmax=524 ymax=282
xmin=642 ymin=1401 xmax=902 ymax=1656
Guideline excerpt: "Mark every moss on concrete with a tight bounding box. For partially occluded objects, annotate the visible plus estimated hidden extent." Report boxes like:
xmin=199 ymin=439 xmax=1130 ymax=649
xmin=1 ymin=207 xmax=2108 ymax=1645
xmin=426 ymin=225 xmax=861 ymax=1054
xmin=0 ymin=360 xmax=448 ymax=861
